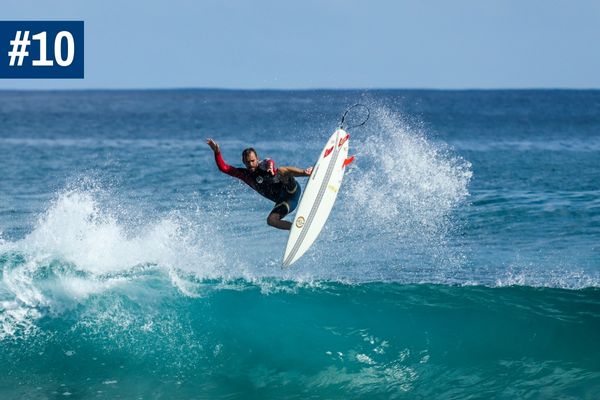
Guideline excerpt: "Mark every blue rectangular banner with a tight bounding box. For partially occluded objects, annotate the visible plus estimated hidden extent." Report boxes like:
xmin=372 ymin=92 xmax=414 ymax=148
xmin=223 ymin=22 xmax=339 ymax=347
xmin=0 ymin=21 xmax=84 ymax=79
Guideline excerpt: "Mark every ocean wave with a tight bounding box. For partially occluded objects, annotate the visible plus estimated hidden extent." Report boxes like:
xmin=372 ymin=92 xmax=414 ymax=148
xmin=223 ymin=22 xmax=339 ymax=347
xmin=2 ymin=249 xmax=599 ymax=340
xmin=1 ymin=183 xmax=598 ymax=344
xmin=1 ymin=274 xmax=598 ymax=398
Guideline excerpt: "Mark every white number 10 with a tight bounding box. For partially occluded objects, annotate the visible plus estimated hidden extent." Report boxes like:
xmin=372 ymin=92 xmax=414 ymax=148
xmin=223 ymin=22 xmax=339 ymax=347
xmin=32 ymin=31 xmax=75 ymax=67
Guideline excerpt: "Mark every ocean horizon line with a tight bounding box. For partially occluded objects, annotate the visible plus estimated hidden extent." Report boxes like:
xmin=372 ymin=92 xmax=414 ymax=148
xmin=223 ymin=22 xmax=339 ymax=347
xmin=1 ymin=86 xmax=600 ymax=93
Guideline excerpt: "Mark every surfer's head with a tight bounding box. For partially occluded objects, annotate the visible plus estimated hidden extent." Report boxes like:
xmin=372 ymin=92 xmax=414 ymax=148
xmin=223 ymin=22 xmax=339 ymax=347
xmin=242 ymin=148 xmax=259 ymax=171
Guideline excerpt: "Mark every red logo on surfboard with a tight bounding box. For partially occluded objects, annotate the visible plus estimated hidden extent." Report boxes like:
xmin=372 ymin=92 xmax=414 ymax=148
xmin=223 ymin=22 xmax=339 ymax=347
xmin=338 ymin=134 xmax=349 ymax=147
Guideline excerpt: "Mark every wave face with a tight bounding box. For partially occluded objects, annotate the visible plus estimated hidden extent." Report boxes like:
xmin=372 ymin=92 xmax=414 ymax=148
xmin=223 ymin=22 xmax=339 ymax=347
xmin=1 ymin=89 xmax=600 ymax=398
xmin=1 ymin=260 xmax=599 ymax=399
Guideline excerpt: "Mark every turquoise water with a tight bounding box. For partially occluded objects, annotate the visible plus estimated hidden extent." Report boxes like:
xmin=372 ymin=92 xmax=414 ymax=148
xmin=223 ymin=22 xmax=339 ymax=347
xmin=1 ymin=90 xmax=599 ymax=398
xmin=1 ymin=273 xmax=599 ymax=399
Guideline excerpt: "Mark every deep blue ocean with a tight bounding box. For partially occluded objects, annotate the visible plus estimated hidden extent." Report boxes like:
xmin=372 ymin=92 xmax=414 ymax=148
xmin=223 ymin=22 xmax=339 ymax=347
xmin=1 ymin=90 xmax=599 ymax=399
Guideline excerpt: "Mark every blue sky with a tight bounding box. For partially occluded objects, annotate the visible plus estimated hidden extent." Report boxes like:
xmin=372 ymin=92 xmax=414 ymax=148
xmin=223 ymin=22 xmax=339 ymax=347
xmin=2 ymin=0 xmax=600 ymax=89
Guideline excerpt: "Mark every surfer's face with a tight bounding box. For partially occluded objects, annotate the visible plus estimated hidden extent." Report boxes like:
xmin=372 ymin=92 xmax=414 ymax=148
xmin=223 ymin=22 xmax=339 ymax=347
xmin=243 ymin=151 xmax=259 ymax=171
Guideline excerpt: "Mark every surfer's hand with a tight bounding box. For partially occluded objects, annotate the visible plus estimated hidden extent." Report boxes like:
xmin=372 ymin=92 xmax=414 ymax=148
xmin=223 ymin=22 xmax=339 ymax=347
xmin=304 ymin=167 xmax=313 ymax=176
xmin=206 ymin=138 xmax=220 ymax=153
xmin=266 ymin=159 xmax=276 ymax=175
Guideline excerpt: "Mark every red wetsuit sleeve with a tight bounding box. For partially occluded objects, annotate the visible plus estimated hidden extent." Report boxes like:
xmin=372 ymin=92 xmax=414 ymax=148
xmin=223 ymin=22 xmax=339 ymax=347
xmin=214 ymin=151 xmax=252 ymax=185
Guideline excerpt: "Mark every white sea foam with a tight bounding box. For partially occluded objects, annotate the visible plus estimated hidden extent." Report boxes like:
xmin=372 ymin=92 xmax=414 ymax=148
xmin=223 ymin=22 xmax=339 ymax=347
xmin=346 ymin=106 xmax=472 ymax=235
xmin=16 ymin=190 xmax=225 ymax=275
xmin=0 ymin=188 xmax=229 ymax=338
xmin=493 ymin=265 xmax=600 ymax=289
xmin=333 ymin=105 xmax=472 ymax=275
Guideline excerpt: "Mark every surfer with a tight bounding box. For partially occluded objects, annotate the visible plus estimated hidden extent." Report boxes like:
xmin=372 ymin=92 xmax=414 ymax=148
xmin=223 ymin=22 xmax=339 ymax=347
xmin=206 ymin=138 xmax=312 ymax=230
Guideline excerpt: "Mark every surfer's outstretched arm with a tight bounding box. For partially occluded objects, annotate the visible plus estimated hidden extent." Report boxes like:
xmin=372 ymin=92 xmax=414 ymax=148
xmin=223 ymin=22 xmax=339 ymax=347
xmin=206 ymin=138 xmax=247 ymax=181
xmin=278 ymin=166 xmax=313 ymax=177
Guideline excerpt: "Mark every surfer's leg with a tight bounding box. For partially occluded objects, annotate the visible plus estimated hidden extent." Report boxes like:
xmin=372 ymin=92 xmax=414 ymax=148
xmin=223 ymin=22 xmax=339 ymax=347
xmin=286 ymin=183 xmax=302 ymax=213
xmin=267 ymin=211 xmax=292 ymax=230
xmin=267 ymin=203 xmax=291 ymax=230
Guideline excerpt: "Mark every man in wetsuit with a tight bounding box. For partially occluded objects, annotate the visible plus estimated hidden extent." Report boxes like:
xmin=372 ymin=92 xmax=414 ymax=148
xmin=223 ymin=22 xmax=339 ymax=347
xmin=206 ymin=138 xmax=312 ymax=230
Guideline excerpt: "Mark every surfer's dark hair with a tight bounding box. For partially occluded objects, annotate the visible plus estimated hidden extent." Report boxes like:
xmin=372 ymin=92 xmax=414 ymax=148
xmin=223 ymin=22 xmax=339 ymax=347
xmin=242 ymin=147 xmax=257 ymax=161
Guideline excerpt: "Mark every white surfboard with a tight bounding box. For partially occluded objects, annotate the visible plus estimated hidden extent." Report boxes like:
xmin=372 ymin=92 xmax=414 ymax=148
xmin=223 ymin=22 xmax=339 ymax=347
xmin=282 ymin=128 xmax=353 ymax=267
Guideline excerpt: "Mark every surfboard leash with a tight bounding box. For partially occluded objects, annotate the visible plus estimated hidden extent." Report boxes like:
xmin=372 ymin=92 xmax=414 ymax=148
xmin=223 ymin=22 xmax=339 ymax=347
xmin=339 ymin=104 xmax=370 ymax=130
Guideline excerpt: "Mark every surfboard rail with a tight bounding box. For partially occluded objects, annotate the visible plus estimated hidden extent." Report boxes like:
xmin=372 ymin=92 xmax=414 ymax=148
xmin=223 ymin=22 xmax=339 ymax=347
xmin=282 ymin=128 xmax=350 ymax=267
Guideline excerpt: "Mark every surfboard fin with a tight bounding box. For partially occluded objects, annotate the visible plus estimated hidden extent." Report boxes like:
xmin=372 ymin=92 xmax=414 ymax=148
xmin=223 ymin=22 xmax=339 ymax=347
xmin=343 ymin=156 xmax=355 ymax=168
